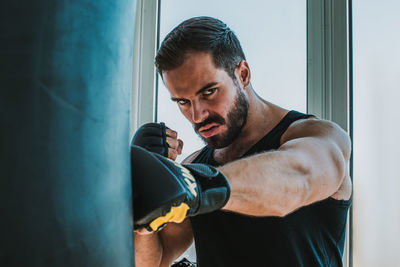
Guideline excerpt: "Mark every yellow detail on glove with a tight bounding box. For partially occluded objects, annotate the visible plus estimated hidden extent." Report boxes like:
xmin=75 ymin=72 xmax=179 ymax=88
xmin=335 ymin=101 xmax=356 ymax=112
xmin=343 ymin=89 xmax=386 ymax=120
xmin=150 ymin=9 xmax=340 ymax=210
xmin=149 ymin=203 xmax=190 ymax=231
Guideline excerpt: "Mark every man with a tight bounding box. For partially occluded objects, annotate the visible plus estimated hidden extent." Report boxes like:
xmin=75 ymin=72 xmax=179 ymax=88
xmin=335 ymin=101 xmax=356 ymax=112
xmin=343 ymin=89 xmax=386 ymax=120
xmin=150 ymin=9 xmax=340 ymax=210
xmin=132 ymin=16 xmax=352 ymax=267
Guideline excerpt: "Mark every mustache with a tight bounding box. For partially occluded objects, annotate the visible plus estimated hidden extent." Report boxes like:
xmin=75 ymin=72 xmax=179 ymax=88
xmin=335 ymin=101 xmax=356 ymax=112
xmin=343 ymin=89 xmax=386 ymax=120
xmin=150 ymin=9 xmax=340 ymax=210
xmin=194 ymin=114 xmax=226 ymax=132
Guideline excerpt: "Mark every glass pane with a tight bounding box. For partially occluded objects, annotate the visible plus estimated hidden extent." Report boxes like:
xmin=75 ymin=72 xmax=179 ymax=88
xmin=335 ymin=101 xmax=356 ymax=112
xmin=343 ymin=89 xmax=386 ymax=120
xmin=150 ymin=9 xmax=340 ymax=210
xmin=353 ymin=1 xmax=400 ymax=266
xmin=157 ymin=0 xmax=306 ymax=163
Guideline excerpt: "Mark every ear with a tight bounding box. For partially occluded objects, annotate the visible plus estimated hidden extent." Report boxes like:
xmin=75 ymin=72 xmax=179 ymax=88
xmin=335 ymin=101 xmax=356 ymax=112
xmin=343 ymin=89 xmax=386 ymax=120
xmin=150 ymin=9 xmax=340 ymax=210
xmin=236 ymin=60 xmax=251 ymax=88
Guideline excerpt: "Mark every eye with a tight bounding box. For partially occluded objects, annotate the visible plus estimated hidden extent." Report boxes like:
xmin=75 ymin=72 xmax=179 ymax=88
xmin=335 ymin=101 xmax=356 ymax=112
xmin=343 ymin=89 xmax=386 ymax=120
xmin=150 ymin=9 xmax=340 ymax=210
xmin=203 ymin=88 xmax=216 ymax=96
xmin=177 ymin=99 xmax=190 ymax=106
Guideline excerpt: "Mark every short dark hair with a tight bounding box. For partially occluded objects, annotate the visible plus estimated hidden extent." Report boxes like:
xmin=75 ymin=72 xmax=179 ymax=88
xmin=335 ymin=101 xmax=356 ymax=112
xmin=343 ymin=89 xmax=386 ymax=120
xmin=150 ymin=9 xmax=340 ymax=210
xmin=155 ymin=16 xmax=246 ymax=80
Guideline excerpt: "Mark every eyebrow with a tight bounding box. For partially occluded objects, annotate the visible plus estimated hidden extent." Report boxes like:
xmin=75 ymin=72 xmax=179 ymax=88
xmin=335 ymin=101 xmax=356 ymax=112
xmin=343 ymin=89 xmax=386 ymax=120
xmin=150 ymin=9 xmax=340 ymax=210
xmin=171 ymin=82 xmax=218 ymax=102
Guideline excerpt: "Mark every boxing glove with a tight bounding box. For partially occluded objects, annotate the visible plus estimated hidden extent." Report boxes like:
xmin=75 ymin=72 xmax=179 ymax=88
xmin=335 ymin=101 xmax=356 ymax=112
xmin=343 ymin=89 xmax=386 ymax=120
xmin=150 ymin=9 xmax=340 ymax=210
xmin=131 ymin=145 xmax=230 ymax=231
xmin=131 ymin=122 xmax=169 ymax=157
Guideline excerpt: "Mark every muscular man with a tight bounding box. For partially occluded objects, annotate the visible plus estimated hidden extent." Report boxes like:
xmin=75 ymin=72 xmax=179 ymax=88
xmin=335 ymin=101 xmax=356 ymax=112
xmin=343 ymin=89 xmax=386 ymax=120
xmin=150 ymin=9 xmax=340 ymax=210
xmin=133 ymin=16 xmax=352 ymax=267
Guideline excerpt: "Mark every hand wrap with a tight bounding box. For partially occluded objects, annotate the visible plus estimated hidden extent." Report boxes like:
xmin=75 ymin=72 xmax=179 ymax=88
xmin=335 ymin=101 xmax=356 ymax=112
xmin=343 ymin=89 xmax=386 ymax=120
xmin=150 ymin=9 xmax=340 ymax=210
xmin=131 ymin=122 xmax=169 ymax=157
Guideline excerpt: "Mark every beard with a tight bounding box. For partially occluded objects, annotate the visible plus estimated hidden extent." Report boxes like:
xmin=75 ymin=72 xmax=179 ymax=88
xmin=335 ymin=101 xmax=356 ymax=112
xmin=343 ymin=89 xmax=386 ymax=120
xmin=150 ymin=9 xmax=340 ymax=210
xmin=194 ymin=84 xmax=249 ymax=149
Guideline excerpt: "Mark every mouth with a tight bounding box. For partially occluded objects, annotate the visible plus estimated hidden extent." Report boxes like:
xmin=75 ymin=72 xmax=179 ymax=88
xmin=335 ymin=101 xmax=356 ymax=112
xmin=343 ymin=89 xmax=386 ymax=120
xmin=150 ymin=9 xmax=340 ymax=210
xmin=198 ymin=123 xmax=221 ymax=138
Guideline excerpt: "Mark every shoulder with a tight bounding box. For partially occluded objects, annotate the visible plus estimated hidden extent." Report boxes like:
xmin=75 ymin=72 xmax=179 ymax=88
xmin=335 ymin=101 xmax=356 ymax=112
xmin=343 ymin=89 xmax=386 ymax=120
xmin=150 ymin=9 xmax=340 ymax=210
xmin=281 ymin=117 xmax=351 ymax=159
xmin=282 ymin=116 xmax=336 ymax=140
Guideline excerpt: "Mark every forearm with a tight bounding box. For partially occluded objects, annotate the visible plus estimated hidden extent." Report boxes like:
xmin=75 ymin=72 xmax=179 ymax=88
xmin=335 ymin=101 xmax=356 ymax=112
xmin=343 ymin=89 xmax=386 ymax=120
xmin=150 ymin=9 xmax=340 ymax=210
xmin=219 ymin=139 xmax=346 ymax=217
xmin=134 ymin=220 xmax=194 ymax=267
xmin=219 ymin=150 xmax=306 ymax=216
xmin=134 ymin=232 xmax=163 ymax=267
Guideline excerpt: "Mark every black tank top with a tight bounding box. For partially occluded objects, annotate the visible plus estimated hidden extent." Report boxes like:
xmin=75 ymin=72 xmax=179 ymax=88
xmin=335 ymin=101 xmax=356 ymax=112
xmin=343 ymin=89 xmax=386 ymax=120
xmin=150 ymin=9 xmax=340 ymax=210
xmin=190 ymin=110 xmax=351 ymax=267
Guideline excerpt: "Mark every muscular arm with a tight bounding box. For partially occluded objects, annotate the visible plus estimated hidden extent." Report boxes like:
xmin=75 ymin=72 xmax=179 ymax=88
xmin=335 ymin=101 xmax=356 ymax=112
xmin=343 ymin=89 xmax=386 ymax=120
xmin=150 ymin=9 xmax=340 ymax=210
xmin=220 ymin=118 xmax=352 ymax=217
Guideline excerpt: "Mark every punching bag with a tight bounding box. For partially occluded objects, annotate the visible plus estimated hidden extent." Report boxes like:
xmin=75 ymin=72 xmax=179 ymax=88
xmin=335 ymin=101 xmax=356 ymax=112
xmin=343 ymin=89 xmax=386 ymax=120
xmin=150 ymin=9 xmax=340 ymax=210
xmin=0 ymin=0 xmax=136 ymax=266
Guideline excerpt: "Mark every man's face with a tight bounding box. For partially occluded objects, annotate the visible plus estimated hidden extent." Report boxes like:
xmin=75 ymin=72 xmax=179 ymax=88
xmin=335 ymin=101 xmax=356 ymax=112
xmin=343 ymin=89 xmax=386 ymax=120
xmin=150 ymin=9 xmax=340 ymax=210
xmin=162 ymin=52 xmax=249 ymax=148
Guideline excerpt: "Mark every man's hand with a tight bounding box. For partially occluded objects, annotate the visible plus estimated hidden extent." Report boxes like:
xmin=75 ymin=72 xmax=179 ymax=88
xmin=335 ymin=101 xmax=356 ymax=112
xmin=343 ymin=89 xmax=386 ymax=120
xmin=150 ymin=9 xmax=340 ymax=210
xmin=131 ymin=122 xmax=183 ymax=161
xmin=131 ymin=145 xmax=230 ymax=232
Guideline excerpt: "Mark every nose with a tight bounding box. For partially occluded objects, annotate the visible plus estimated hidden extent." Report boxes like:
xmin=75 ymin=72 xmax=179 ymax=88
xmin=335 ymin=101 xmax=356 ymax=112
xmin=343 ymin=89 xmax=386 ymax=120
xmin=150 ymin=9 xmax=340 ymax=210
xmin=191 ymin=101 xmax=208 ymax=124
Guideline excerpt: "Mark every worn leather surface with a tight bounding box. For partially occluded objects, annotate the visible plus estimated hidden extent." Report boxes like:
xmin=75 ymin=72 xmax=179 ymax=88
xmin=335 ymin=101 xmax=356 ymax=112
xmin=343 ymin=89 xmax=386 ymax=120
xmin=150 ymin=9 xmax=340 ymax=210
xmin=0 ymin=0 xmax=136 ymax=266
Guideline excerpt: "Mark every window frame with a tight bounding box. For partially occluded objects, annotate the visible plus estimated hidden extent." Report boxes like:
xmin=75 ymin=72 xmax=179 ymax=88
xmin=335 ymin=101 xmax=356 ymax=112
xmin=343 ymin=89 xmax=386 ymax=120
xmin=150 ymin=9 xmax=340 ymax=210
xmin=130 ymin=0 xmax=160 ymax=137
xmin=307 ymin=0 xmax=351 ymax=266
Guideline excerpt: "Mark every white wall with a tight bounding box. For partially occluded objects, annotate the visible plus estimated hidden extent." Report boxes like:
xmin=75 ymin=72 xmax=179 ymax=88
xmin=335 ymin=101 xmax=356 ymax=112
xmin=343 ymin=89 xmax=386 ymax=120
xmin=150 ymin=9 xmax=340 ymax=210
xmin=353 ymin=1 xmax=400 ymax=266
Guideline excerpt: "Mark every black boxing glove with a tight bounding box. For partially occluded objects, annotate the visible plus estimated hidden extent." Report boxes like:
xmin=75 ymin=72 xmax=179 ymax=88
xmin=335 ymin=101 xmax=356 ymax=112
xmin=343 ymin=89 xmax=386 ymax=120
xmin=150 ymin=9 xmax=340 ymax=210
xmin=131 ymin=145 xmax=230 ymax=231
xmin=131 ymin=122 xmax=168 ymax=157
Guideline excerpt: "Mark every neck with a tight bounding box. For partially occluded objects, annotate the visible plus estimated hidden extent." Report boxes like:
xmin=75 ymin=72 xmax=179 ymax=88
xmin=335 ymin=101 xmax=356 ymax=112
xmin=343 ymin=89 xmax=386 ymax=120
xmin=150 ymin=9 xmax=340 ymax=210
xmin=213 ymin=87 xmax=288 ymax=164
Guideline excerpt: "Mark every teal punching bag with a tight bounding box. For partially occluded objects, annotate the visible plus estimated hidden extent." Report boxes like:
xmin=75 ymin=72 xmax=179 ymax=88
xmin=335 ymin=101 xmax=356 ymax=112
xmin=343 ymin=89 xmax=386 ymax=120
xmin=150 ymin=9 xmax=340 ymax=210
xmin=0 ymin=0 xmax=136 ymax=266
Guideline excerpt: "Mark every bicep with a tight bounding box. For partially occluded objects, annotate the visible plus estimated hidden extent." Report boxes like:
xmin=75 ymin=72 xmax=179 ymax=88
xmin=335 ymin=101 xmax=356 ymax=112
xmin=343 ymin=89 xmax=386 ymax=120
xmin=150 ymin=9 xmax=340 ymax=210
xmin=280 ymin=118 xmax=351 ymax=161
xmin=279 ymin=119 xmax=351 ymax=203
xmin=159 ymin=219 xmax=194 ymax=266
